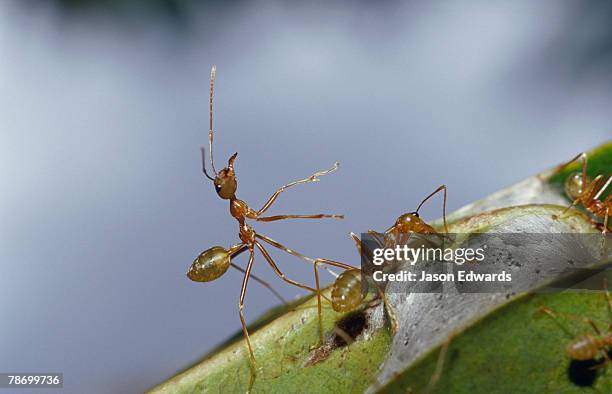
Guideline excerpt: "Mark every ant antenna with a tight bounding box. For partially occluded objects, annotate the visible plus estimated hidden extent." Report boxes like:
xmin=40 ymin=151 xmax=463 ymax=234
xmin=208 ymin=65 xmax=218 ymax=176
xmin=200 ymin=147 xmax=215 ymax=181
xmin=415 ymin=185 xmax=449 ymax=234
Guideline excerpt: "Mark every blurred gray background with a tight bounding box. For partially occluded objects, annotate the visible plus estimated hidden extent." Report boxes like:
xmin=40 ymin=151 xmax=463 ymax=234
xmin=1 ymin=0 xmax=611 ymax=393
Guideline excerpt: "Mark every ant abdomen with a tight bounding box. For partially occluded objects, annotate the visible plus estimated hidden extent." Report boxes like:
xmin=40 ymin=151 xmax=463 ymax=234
xmin=564 ymin=172 xmax=590 ymax=201
xmin=566 ymin=335 xmax=603 ymax=361
xmin=187 ymin=246 xmax=230 ymax=282
xmin=331 ymin=269 xmax=366 ymax=312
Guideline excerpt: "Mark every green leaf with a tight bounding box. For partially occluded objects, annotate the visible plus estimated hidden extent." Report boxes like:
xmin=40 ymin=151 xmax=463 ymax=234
xmin=149 ymin=141 xmax=611 ymax=394
xmin=547 ymin=141 xmax=612 ymax=201
xmin=148 ymin=290 xmax=392 ymax=393
xmin=378 ymin=262 xmax=612 ymax=393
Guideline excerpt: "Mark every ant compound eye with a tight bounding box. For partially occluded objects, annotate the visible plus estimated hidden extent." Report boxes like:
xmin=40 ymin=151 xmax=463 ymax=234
xmin=331 ymin=269 xmax=366 ymax=312
xmin=187 ymin=246 xmax=230 ymax=282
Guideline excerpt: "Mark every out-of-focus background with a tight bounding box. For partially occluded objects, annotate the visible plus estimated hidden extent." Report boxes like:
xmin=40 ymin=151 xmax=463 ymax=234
xmin=1 ymin=0 xmax=611 ymax=392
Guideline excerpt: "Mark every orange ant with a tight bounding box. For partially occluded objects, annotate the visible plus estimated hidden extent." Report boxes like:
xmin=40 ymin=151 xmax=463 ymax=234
xmin=328 ymin=185 xmax=451 ymax=333
xmin=186 ymin=65 xmax=354 ymax=385
xmin=539 ymin=281 xmax=612 ymax=386
xmin=551 ymin=152 xmax=611 ymax=234
xmin=378 ymin=184 xmax=449 ymax=245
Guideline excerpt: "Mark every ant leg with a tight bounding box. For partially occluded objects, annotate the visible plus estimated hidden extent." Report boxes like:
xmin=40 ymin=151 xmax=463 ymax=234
xmin=550 ymin=152 xmax=588 ymax=184
xmin=255 ymin=242 xmax=319 ymax=293
xmin=554 ymin=198 xmax=581 ymax=220
xmin=255 ymin=162 xmax=339 ymax=216
xmin=256 ymin=233 xmax=315 ymax=262
xmin=313 ymin=260 xmax=324 ymax=342
xmin=415 ymin=185 xmax=449 ymax=234
xmin=230 ymin=262 xmax=287 ymax=305
xmin=584 ymin=318 xmax=602 ymax=336
xmin=423 ymin=335 xmax=453 ymax=394
xmin=238 ymin=248 xmax=257 ymax=374
xmin=255 ymin=242 xmax=329 ymax=342
xmin=255 ymin=213 xmax=344 ymax=222
xmin=538 ymin=307 xmax=576 ymax=338
xmin=367 ymin=230 xmax=385 ymax=249
xmin=375 ymin=286 xmax=399 ymax=334
xmin=310 ymin=257 xmax=359 ymax=343
xmin=350 ymin=232 xmax=399 ymax=333
xmin=593 ymin=176 xmax=612 ymax=202
xmin=254 ymin=233 xmax=337 ymax=305
xmin=603 ymin=278 xmax=612 ymax=331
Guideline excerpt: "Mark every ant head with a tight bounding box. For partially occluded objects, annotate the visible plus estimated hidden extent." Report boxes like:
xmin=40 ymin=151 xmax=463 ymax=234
xmin=201 ymin=66 xmax=239 ymax=200
xmin=213 ymin=153 xmax=238 ymax=199
xmin=564 ymin=172 xmax=590 ymax=200
xmin=392 ymin=212 xmax=423 ymax=232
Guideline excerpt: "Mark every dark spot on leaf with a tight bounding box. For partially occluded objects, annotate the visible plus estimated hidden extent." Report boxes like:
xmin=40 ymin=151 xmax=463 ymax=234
xmin=333 ymin=311 xmax=367 ymax=347
xmin=568 ymin=358 xmax=601 ymax=387
xmin=304 ymin=310 xmax=368 ymax=367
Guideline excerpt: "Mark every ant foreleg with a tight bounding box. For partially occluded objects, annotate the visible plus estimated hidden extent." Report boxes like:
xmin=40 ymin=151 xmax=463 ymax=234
xmin=550 ymin=152 xmax=588 ymax=185
xmin=350 ymin=232 xmax=399 ymax=333
xmin=255 ymin=162 xmax=339 ymax=216
xmin=554 ymin=198 xmax=581 ymax=220
xmin=366 ymin=230 xmax=386 ymax=249
xmin=538 ymin=306 xmax=576 ymax=338
xmin=375 ymin=285 xmax=399 ymax=334
xmin=584 ymin=318 xmax=602 ymax=336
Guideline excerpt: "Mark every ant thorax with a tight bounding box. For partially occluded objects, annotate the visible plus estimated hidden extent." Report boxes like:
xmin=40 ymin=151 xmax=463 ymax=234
xmin=230 ymin=198 xmax=250 ymax=220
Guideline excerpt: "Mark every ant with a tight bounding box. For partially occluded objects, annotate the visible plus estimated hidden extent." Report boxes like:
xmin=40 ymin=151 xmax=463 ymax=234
xmin=539 ymin=280 xmax=612 ymax=386
xmin=186 ymin=65 xmax=353 ymax=387
xmin=550 ymin=152 xmax=611 ymax=234
xmin=328 ymin=185 xmax=451 ymax=333
xmin=377 ymin=184 xmax=449 ymax=245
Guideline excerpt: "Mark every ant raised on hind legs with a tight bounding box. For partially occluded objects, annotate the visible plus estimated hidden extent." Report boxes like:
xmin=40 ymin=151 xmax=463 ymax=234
xmin=550 ymin=152 xmax=611 ymax=234
xmin=186 ymin=66 xmax=351 ymax=386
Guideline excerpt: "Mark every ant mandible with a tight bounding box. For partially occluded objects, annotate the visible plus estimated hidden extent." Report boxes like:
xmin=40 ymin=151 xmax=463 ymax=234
xmin=551 ymin=152 xmax=611 ymax=234
xmin=186 ymin=65 xmax=350 ymax=376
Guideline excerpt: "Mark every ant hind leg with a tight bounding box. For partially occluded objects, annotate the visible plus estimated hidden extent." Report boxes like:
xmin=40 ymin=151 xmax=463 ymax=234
xmin=230 ymin=262 xmax=287 ymax=305
xmin=238 ymin=249 xmax=257 ymax=392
